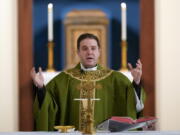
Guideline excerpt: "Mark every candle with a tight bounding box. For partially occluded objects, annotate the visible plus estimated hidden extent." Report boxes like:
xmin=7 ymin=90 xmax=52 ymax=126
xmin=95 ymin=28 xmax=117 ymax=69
xmin=121 ymin=2 xmax=127 ymax=41
xmin=48 ymin=3 xmax=53 ymax=41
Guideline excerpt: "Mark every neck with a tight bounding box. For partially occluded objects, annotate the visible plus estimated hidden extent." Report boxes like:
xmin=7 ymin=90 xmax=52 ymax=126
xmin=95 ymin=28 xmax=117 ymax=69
xmin=80 ymin=63 xmax=97 ymax=71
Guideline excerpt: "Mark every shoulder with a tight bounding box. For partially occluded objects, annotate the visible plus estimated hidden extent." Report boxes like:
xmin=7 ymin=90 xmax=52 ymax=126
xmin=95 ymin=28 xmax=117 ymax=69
xmin=111 ymin=70 xmax=131 ymax=85
xmin=45 ymin=71 xmax=70 ymax=88
xmin=111 ymin=70 xmax=127 ymax=78
xmin=51 ymin=71 xmax=69 ymax=80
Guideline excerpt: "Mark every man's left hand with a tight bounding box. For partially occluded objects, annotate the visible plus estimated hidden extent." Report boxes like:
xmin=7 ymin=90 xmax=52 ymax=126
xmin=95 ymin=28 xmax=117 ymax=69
xmin=128 ymin=59 xmax=142 ymax=85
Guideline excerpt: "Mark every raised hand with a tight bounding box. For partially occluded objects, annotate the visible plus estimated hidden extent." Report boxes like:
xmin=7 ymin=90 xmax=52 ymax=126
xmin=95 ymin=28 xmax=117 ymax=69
xmin=30 ymin=67 xmax=44 ymax=88
xmin=128 ymin=59 xmax=142 ymax=85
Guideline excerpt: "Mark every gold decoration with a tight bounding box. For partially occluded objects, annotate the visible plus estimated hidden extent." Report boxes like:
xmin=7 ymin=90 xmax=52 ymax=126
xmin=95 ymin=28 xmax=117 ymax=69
xmin=66 ymin=65 xmax=113 ymax=134
xmin=79 ymin=81 xmax=96 ymax=134
xmin=54 ymin=125 xmax=75 ymax=133
xmin=64 ymin=67 xmax=113 ymax=82
xmin=71 ymin=67 xmax=108 ymax=134
xmin=46 ymin=41 xmax=55 ymax=72
xmin=75 ymin=80 xmax=100 ymax=134
xmin=120 ymin=40 xmax=128 ymax=71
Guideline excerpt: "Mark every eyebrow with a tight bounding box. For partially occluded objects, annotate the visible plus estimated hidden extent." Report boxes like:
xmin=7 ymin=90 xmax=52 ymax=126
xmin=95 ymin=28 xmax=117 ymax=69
xmin=81 ymin=45 xmax=98 ymax=47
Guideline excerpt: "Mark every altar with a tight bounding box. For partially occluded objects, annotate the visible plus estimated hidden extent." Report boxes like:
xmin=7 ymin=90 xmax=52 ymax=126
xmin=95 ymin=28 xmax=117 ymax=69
xmin=1 ymin=131 xmax=180 ymax=135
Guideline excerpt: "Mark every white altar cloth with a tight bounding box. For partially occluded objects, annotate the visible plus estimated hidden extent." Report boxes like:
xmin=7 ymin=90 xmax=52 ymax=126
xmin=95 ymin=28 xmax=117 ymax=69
xmin=0 ymin=131 xmax=180 ymax=135
xmin=42 ymin=72 xmax=59 ymax=85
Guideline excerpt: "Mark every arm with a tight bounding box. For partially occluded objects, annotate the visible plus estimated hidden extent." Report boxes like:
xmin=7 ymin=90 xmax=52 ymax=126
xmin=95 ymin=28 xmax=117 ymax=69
xmin=132 ymin=80 xmax=141 ymax=99
xmin=31 ymin=67 xmax=45 ymax=108
xmin=31 ymin=67 xmax=57 ymax=130
xmin=34 ymin=85 xmax=46 ymax=108
xmin=128 ymin=59 xmax=142 ymax=85
xmin=33 ymin=76 xmax=58 ymax=131
xmin=128 ymin=59 xmax=144 ymax=112
xmin=128 ymin=59 xmax=142 ymax=99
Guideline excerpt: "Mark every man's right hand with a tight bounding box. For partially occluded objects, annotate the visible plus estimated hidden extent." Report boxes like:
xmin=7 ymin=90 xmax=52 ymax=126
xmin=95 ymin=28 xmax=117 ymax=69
xmin=30 ymin=67 xmax=44 ymax=88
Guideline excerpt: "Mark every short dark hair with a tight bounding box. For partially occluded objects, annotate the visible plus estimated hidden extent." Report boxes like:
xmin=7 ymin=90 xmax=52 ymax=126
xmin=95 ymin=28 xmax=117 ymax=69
xmin=77 ymin=33 xmax=100 ymax=50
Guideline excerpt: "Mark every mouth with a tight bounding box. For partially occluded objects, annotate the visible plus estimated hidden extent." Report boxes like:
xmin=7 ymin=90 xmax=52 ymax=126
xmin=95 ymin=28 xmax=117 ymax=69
xmin=86 ymin=57 xmax=94 ymax=61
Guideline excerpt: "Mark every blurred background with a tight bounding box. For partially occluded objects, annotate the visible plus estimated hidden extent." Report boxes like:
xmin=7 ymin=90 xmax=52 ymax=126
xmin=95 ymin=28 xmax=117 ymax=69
xmin=0 ymin=0 xmax=180 ymax=132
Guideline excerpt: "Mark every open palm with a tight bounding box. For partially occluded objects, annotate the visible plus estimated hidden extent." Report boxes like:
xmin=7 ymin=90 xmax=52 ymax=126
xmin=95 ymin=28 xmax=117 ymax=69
xmin=30 ymin=67 xmax=44 ymax=88
xmin=128 ymin=59 xmax=142 ymax=85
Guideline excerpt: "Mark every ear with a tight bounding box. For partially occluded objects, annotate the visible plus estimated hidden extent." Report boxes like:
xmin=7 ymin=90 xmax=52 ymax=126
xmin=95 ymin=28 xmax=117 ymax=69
xmin=98 ymin=48 xmax=101 ymax=55
xmin=77 ymin=49 xmax=80 ymax=56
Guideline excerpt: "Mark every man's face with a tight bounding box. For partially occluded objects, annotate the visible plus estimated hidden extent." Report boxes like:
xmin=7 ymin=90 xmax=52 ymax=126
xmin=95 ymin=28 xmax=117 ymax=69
xmin=78 ymin=38 xmax=100 ymax=68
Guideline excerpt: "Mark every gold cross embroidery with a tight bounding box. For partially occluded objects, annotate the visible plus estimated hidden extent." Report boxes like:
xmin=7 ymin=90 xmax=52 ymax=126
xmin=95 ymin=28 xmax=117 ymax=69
xmin=77 ymin=80 xmax=101 ymax=133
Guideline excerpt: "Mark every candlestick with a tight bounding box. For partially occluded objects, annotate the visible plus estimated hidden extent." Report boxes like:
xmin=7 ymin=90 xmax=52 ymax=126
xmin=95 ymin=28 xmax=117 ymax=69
xmin=120 ymin=2 xmax=128 ymax=71
xmin=120 ymin=40 xmax=128 ymax=71
xmin=121 ymin=2 xmax=127 ymax=41
xmin=48 ymin=3 xmax=53 ymax=41
xmin=46 ymin=41 xmax=55 ymax=72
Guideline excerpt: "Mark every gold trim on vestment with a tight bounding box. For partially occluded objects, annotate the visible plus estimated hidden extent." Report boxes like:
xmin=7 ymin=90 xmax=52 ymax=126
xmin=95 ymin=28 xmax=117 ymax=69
xmin=64 ymin=68 xmax=113 ymax=81
xmin=63 ymin=66 xmax=113 ymax=132
xmin=78 ymin=81 xmax=96 ymax=131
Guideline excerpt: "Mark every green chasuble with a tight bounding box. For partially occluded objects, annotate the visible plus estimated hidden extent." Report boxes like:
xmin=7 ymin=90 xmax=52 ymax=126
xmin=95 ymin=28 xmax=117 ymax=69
xmin=33 ymin=64 xmax=145 ymax=131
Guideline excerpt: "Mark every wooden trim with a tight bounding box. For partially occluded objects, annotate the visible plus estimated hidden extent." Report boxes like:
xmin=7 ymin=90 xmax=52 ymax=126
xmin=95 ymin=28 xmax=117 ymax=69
xmin=18 ymin=0 xmax=33 ymax=131
xmin=140 ymin=0 xmax=155 ymax=116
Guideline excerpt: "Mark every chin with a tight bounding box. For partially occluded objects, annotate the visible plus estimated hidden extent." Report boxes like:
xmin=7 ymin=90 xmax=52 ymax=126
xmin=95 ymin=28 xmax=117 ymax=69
xmin=84 ymin=63 xmax=96 ymax=68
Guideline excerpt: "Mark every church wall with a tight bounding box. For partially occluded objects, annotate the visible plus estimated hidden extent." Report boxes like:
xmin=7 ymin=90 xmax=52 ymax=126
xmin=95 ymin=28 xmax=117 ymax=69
xmin=0 ymin=0 xmax=19 ymax=131
xmin=155 ymin=0 xmax=180 ymax=130
xmin=33 ymin=0 xmax=140 ymax=71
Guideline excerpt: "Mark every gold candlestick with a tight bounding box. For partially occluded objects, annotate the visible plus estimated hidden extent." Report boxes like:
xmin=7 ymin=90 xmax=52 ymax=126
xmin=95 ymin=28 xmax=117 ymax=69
xmin=74 ymin=98 xmax=100 ymax=135
xmin=47 ymin=41 xmax=55 ymax=72
xmin=120 ymin=40 xmax=128 ymax=71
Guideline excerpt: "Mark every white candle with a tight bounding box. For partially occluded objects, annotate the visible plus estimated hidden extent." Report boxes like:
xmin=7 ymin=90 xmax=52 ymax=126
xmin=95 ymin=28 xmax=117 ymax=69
xmin=121 ymin=2 xmax=127 ymax=41
xmin=48 ymin=3 xmax=53 ymax=41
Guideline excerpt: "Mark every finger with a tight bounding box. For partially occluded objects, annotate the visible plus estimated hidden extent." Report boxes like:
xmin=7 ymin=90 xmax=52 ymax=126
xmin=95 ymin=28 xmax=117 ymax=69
xmin=137 ymin=58 xmax=141 ymax=62
xmin=39 ymin=67 xmax=43 ymax=76
xmin=39 ymin=67 xmax=42 ymax=73
xmin=136 ymin=63 xmax=142 ymax=70
xmin=136 ymin=60 xmax=142 ymax=68
xmin=137 ymin=59 xmax=142 ymax=67
xmin=30 ymin=67 xmax=35 ymax=76
xmin=128 ymin=63 xmax=133 ymax=71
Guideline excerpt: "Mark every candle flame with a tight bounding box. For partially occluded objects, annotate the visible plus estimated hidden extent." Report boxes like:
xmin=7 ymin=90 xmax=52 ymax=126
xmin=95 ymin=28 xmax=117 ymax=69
xmin=48 ymin=3 xmax=53 ymax=9
xmin=121 ymin=2 xmax=126 ymax=9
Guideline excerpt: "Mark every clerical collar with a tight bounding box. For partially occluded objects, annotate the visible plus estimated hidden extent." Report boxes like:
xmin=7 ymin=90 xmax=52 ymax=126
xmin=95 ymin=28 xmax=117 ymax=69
xmin=80 ymin=63 xmax=97 ymax=71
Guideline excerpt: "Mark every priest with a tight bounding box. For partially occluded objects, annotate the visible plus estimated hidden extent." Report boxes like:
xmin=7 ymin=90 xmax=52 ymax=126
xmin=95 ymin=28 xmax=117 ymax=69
xmin=31 ymin=33 xmax=145 ymax=131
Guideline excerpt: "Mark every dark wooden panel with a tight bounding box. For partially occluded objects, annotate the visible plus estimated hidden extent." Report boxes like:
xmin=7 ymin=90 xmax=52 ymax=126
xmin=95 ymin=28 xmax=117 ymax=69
xmin=140 ymin=0 xmax=155 ymax=116
xmin=18 ymin=0 xmax=33 ymax=131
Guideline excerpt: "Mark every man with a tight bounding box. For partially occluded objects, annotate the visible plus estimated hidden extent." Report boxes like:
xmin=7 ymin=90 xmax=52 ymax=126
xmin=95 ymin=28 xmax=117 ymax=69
xmin=31 ymin=33 xmax=145 ymax=131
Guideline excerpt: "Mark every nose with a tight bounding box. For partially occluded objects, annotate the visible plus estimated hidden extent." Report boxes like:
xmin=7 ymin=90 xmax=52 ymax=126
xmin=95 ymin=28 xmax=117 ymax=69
xmin=87 ymin=48 xmax=93 ymax=54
